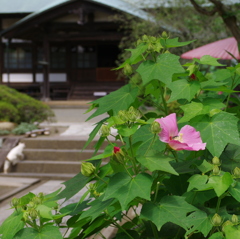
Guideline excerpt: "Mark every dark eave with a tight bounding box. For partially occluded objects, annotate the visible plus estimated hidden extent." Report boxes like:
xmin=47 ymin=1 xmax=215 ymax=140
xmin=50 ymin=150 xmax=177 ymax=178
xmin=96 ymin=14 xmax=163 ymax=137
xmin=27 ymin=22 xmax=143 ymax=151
xmin=0 ymin=0 xmax=119 ymax=40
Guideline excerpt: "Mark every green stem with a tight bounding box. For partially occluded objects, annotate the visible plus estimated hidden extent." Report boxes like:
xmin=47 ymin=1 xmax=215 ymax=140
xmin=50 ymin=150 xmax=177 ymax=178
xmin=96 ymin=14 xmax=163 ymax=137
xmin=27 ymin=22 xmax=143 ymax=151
xmin=129 ymin=136 xmax=138 ymax=174
xmin=94 ymin=173 xmax=108 ymax=184
xmin=144 ymin=134 xmax=157 ymax=156
xmin=150 ymin=222 xmax=159 ymax=239
xmin=123 ymin=164 xmax=133 ymax=178
xmin=171 ymin=150 xmax=179 ymax=163
xmin=159 ymin=86 xmax=168 ymax=116
xmin=225 ymin=75 xmax=235 ymax=111
xmin=154 ymin=182 xmax=160 ymax=202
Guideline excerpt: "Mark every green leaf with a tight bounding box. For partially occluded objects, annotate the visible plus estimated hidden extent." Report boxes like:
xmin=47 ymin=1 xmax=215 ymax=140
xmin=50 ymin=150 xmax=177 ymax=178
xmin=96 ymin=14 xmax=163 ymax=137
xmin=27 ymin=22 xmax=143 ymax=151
xmin=168 ymin=79 xmax=200 ymax=102
xmin=209 ymin=232 xmax=225 ymax=239
xmin=207 ymin=173 xmax=233 ymax=197
xmin=60 ymin=200 xmax=90 ymax=216
xmin=0 ymin=211 xmax=24 ymax=239
xmin=54 ymin=173 xmax=90 ymax=201
xmin=136 ymin=53 xmax=184 ymax=86
xmin=104 ymin=172 xmax=152 ymax=210
xmin=229 ymin=181 xmax=240 ymax=202
xmin=83 ymin=118 xmax=107 ymax=150
xmin=36 ymin=205 xmax=53 ymax=219
xmin=165 ymin=38 xmax=195 ymax=48
xmin=136 ymin=152 xmax=178 ymax=175
xmin=126 ymin=43 xmax=148 ymax=64
xmin=164 ymin=174 xmax=190 ymax=196
xmin=224 ymin=225 xmax=240 ymax=239
xmin=140 ymin=196 xmax=198 ymax=230
xmin=117 ymin=124 xmax=139 ymax=137
xmin=186 ymin=211 xmax=212 ymax=237
xmin=13 ymin=225 xmax=62 ymax=239
xmin=195 ymin=55 xmax=225 ymax=66
xmin=130 ymin=125 xmax=165 ymax=155
xmin=190 ymin=112 xmax=240 ymax=157
xmin=79 ymin=197 xmax=114 ymax=222
xmin=187 ymin=174 xmax=209 ymax=192
xmin=197 ymin=160 xmax=214 ymax=174
xmin=87 ymin=84 xmax=139 ymax=120
xmin=179 ymin=99 xmax=225 ymax=123
xmin=86 ymin=144 xmax=115 ymax=161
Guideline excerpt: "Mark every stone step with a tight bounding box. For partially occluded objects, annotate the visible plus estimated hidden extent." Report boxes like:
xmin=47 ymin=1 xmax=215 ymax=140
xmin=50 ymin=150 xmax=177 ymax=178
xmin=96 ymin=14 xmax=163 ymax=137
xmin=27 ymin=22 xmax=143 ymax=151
xmin=21 ymin=138 xmax=108 ymax=150
xmin=0 ymin=172 xmax=76 ymax=180
xmin=12 ymin=160 xmax=81 ymax=174
xmin=23 ymin=149 xmax=103 ymax=161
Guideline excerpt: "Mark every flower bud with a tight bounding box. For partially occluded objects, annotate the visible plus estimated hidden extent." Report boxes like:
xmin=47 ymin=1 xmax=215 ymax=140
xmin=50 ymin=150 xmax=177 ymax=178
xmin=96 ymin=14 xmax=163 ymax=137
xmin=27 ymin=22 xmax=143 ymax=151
xmin=123 ymin=63 xmax=133 ymax=76
xmin=127 ymin=106 xmax=141 ymax=122
xmin=212 ymin=213 xmax=222 ymax=226
xmin=151 ymin=121 xmax=161 ymax=134
xmin=118 ymin=110 xmax=129 ymax=122
xmin=28 ymin=208 xmax=39 ymax=220
xmin=38 ymin=192 xmax=44 ymax=200
xmin=233 ymin=167 xmax=240 ymax=178
xmin=161 ymin=31 xmax=168 ymax=39
xmin=136 ymin=39 xmax=142 ymax=46
xmin=11 ymin=197 xmax=20 ymax=208
xmin=231 ymin=214 xmax=238 ymax=225
xmin=150 ymin=36 xmax=157 ymax=43
xmin=81 ymin=162 xmax=96 ymax=177
xmin=32 ymin=196 xmax=42 ymax=205
xmin=142 ymin=35 xmax=148 ymax=42
xmin=222 ymin=220 xmax=233 ymax=233
xmin=113 ymin=147 xmax=124 ymax=164
xmin=212 ymin=156 xmax=221 ymax=166
xmin=212 ymin=165 xmax=220 ymax=175
xmin=100 ymin=125 xmax=111 ymax=137
xmin=22 ymin=211 xmax=30 ymax=222
xmin=28 ymin=202 xmax=35 ymax=209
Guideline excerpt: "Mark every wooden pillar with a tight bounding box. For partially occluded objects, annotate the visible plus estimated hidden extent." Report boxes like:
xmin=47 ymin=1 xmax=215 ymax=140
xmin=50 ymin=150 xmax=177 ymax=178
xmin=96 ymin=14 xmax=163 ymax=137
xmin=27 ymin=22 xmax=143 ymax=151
xmin=41 ymin=35 xmax=50 ymax=101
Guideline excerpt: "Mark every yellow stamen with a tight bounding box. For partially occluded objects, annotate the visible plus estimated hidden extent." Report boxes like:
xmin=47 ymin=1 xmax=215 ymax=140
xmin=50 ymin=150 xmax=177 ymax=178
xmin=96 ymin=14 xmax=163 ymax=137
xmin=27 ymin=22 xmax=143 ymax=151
xmin=172 ymin=133 xmax=184 ymax=143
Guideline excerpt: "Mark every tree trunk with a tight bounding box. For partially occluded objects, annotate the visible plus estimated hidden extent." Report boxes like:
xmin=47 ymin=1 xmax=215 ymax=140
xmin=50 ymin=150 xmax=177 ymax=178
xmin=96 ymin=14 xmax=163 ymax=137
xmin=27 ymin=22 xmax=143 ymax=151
xmin=190 ymin=0 xmax=240 ymax=52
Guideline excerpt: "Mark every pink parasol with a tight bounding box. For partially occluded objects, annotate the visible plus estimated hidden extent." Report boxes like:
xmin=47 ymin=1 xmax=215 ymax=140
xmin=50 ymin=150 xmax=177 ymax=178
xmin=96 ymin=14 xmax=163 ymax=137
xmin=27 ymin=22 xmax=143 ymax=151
xmin=181 ymin=37 xmax=240 ymax=60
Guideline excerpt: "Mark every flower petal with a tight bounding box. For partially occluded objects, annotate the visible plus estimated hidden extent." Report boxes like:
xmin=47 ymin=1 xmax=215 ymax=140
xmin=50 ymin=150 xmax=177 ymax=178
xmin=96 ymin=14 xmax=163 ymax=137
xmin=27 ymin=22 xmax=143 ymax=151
xmin=179 ymin=125 xmax=206 ymax=150
xmin=155 ymin=113 xmax=178 ymax=143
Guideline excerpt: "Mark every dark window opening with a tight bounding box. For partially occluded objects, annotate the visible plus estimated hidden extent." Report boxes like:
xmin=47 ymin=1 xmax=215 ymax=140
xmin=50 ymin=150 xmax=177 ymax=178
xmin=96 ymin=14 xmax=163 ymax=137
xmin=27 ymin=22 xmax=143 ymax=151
xmin=4 ymin=46 xmax=32 ymax=69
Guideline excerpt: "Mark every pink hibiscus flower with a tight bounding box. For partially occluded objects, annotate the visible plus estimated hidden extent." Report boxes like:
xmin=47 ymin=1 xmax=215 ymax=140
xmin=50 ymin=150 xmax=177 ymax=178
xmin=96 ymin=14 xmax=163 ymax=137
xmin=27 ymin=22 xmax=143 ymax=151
xmin=155 ymin=113 xmax=206 ymax=151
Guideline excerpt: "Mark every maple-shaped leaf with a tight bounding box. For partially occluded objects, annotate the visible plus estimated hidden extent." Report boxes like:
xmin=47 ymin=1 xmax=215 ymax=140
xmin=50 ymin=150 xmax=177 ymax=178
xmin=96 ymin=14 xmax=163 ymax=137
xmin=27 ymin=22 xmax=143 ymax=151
xmin=0 ymin=211 xmax=24 ymax=239
xmin=136 ymin=152 xmax=178 ymax=175
xmin=194 ymin=55 xmax=225 ymax=66
xmin=140 ymin=196 xmax=198 ymax=230
xmin=190 ymin=112 xmax=240 ymax=157
xmin=14 ymin=225 xmax=63 ymax=239
xmin=103 ymin=172 xmax=152 ymax=210
xmin=79 ymin=197 xmax=115 ymax=222
xmin=130 ymin=124 xmax=165 ymax=155
xmin=164 ymin=38 xmax=195 ymax=48
xmin=168 ymin=79 xmax=200 ymax=102
xmin=229 ymin=181 xmax=240 ymax=202
xmin=201 ymin=173 xmax=233 ymax=197
xmin=115 ymin=43 xmax=148 ymax=70
xmin=55 ymin=173 xmax=90 ymax=201
xmin=87 ymin=84 xmax=138 ymax=120
xmin=136 ymin=53 xmax=185 ymax=86
xmin=179 ymin=100 xmax=225 ymax=123
xmin=186 ymin=211 xmax=212 ymax=237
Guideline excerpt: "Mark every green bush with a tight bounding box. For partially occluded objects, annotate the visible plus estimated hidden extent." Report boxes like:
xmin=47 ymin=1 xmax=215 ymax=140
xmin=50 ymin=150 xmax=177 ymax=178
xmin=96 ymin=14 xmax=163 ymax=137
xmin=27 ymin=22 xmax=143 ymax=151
xmin=12 ymin=122 xmax=38 ymax=135
xmin=0 ymin=130 xmax=10 ymax=135
xmin=0 ymin=85 xmax=55 ymax=123
xmin=0 ymin=101 xmax=19 ymax=122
